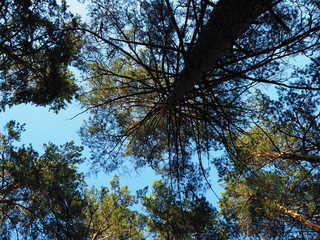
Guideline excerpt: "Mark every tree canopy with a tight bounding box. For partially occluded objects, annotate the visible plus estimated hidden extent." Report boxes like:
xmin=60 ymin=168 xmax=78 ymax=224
xmin=0 ymin=0 xmax=82 ymax=111
xmin=77 ymin=0 xmax=320 ymax=238
xmin=0 ymin=0 xmax=320 ymax=239
xmin=218 ymin=89 xmax=320 ymax=239
xmin=142 ymin=180 xmax=227 ymax=239
xmin=79 ymin=0 xmax=319 ymax=189
xmin=0 ymin=121 xmax=86 ymax=239
xmin=0 ymin=121 xmax=224 ymax=239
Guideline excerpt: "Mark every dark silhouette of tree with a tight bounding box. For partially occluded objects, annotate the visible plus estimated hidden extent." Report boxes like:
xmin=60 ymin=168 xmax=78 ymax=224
xmin=0 ymin=0 xmax=82 ymax=111
xmin=79 ymin=0 xmax=320 ymax=192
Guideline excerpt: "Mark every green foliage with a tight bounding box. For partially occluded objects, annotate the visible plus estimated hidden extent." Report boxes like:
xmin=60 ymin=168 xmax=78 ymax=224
xmin=79 ymin=57 xmax=169 ymax=171
xmin=218 ymin=90 xmax=320 ymax=239
xmin=142 ymin=180 xmax=227 ymax=239
xmin=0 ymin=121 xmax=87 ymax=239
xmin=1 ymin=0 xmax=320 ymax=239
xmin=0 ymin=122 xmax=147 ymax=239
xmin=0 ymin=0 xmax=82 ymax=111
xmin=83 ymin=175 xmax=145 ymax=239
xmin=80 ymin=57 xmax=212 ymax=195
xmin=79 ymin=0 xmax=320 ymax=196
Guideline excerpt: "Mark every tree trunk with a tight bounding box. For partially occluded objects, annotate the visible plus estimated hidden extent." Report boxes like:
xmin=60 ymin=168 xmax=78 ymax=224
xmin=276 ymin=204 xmax=320 ymax=233
xmin=166 ymin=0 xmax=276 ymax=106
xmin=280 ymin=153 xmax=320 ymax=164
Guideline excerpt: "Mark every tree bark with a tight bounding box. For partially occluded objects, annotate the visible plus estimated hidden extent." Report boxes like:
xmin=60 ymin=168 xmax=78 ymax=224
xmin=257 ymin=152 xmax=320 ymax=164
xmin=166 ymin=0 xmax=276 ymax=106
xmin=280 ymin=153 xmax=320 ymax=164
xmin=276 ymin=204 xmax=320 ymax=233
